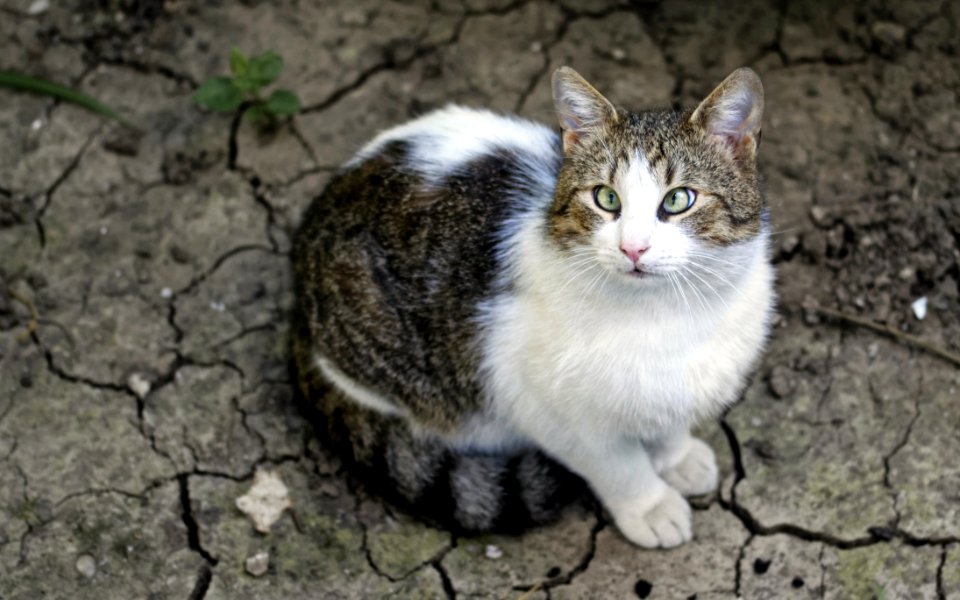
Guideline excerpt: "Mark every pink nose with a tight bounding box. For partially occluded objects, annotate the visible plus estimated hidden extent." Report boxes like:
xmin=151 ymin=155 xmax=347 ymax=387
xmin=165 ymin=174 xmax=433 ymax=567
xmin=620 ymin=243 xmax=649 ymax=264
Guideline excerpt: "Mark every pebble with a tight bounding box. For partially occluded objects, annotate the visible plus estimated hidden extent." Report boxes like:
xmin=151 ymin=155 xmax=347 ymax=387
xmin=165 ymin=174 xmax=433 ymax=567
xmin=780 ymin=234 xmax=800 ymax=255
xmin=128 ymin=373 xmax=152 ymax=399
xmin=75 ymin=554 xmax=96 ymax=578
xmin=27 ymin=0 xmax=49 ymax=15
xmin=235 ymin=469 xmax=292 ymax=533
xmin=870 ymin=21 xmax=906 ymax=47
xmin=911 ymin=296 xmax=928 ymax=320
xmin=767 ymin=366 xmax=796 ymax=399
xmin=484 ymin=544 xmax=503 ymax=560
xmin=809 ymin=206 xmax=830 ymax=227
xmin=160 ymin=287 xmax=173 ymax=299
xmin=245 ymin=551 xmax=270 ymax=577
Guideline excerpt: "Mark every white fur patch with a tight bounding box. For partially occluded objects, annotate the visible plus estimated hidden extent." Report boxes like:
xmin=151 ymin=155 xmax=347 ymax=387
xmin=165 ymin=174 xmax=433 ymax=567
xmin=348 ymin=105 xmax=558 ymax=187
xmin=314 ymin=354 xmax=403 ymax=416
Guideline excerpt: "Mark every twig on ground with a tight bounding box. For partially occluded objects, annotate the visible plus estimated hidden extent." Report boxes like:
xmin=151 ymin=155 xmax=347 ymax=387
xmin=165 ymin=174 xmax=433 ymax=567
xmin=813 ymin=304 xmax=960 ymax=368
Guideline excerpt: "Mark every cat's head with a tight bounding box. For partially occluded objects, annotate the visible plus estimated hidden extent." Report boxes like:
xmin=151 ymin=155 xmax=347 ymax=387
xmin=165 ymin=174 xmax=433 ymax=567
xmin=548 ymin=66 xmax=765 ymax=292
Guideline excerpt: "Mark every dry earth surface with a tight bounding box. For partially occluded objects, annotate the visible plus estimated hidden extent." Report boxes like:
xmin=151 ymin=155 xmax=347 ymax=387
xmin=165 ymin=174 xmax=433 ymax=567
xmin=1 ymin=0 xmax=959 ymax=598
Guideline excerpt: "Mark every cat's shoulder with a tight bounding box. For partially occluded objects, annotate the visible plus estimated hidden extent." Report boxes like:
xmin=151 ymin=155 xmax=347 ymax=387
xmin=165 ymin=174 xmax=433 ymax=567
xmin=347 ymin=105 xmax=560 ymax=183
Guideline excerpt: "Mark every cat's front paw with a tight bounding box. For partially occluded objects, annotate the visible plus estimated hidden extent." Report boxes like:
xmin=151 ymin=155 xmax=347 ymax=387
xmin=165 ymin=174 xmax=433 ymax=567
xmin=661 ymin=437 xmax=718 ymax=497
xmin=610 ymin=485 xmax=692 ymax=549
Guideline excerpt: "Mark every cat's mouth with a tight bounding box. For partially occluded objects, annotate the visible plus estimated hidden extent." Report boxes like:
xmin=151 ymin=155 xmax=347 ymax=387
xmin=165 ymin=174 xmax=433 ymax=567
xmin=627 ymin=267 xmax=648 ymax=279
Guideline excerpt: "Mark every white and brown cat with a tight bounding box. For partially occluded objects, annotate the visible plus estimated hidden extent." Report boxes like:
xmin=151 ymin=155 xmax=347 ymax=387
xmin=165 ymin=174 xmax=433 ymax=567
xmin=292 ymin=66 xmax=774 ymax=548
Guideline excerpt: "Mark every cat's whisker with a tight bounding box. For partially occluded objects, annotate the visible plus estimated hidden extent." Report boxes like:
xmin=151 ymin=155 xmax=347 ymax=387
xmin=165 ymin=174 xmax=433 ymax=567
xmin=573 ymin=266 xmax=608 ymax=321
xmin=667 ymin=272 xmax=691 ymax=316
xmin=676 ymin=269 xmax=710 ymax=315
xmin=681 ymin=265 xmax=730 ymax=311
xmin=684 ymin=252 xmax=745 ymax=269
xmin=677 ymin=269 xmax=711 ymax=315
xmin=687 ymin=263 xmax=748 ymax=302
xmin=557 ymin=262 xmax=600 ymax=297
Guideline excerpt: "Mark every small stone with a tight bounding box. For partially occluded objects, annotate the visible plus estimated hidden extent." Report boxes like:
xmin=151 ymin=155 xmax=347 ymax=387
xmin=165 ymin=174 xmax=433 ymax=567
xmin=160 ymin=287 xmax=173 ymax=299
xmin=210 ymin=300 xmax=226 ymax=312
xmin=867 ymin=342 xmax=879 ymax=359
xmin=529 ymin=41 xmax=542 ymax=53
xmin=128 ymin=373 xmax=151 ymax=399
xmin=316 ymin=480 xmax=340 ymax=498
xmin=870 ymin=21 xmax=906 ymax=50
xmin=898 ymin=266 xmax=915 ymax=282
xmin=75 ymin=554 xmax=96 ymax=578
xmin=236 ymin=469 xmax=292 ymax=533
xmin=30 ymin=118 xmax=43 ymax=130
xmin=780 ymin=234 xmax=800 ymax=255
xmin=809 ymin=206 xmax=830 ymax=227
xmin=911 ymin=297 xmax=928 ymax=320
xmin=767 ymin=366 xmax=796 ymax=399
xmin=485 ymin=544 xmax=503 ymax=559
xmin=340 ymin=9 xmax=369 ymax=26
xmin=245 ymin=551 xmax=270 ymax=577
xmin=611 ymin=47 xmax=626 ymax=61
xmin=27 ymin=0 xmax=49 ymax=15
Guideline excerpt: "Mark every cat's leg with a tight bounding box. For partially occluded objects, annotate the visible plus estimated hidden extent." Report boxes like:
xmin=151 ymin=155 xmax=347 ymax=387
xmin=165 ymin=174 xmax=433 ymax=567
xmin=520 ymin=415 xmax=692 ymax=548
xmin=645 ymin=426 xmax=719 ymax=498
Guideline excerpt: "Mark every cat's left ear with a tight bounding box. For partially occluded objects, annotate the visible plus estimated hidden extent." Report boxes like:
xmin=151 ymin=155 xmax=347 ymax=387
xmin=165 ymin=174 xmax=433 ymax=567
xmin=690 ymin=68 xmax=764 ymax=165
xmin=552 ymin=67 xmax=618 ymax=154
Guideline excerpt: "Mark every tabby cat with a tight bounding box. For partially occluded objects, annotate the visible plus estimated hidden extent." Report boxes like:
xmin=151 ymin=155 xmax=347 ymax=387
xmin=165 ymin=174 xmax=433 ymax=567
xmin=292 ymin=67 xmax=774 ymax=548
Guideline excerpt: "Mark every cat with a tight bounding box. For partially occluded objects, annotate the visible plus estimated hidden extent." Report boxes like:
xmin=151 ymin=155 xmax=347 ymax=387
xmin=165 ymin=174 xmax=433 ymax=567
xmin=291 ymin=66 xmax=774 ymax=548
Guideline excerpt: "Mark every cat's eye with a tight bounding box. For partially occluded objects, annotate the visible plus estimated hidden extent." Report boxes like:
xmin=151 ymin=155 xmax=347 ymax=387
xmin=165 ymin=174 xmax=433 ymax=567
xmin=593 ymin=185 xmax=621 ymax=213
xmin=661 ymin=187 xmax=696 ymax=214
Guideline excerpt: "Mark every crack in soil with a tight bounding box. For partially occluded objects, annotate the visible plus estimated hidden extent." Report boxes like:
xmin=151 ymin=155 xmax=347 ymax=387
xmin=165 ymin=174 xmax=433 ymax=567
xmin=720 ymin=415 xmax=960 ymax=553
xmin=733 ymin=533 xmax=754 ymax=597
xmin=514 ymin=507 xmax=607 ymax=594
xmin=177 ymin=473 xmax=218 ymax=565
xmin=434 ymin=559 xmax=457 ymax=600
xmin=33 ymin=128 xmax=100 ymax=247
xmin=187 ymin=564 xmax=213 ymax=600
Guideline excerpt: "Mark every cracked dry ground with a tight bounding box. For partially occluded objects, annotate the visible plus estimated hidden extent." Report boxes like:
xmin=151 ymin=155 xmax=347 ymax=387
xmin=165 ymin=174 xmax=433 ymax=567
xmin=1 ymin=0 xmax=959 ymax=598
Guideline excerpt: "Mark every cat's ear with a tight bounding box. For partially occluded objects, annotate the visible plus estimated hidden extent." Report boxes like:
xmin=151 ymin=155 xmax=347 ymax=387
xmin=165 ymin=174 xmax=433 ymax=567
xmin=552 ymin=67 xmax=618 ymax=153
xmin=690 ymin=68 xmax=764 ymax=165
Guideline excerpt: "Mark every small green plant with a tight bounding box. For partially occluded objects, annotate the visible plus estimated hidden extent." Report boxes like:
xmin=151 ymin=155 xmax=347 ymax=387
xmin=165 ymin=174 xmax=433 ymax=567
xmin=193 ymin=47 xmax=301 ymax=124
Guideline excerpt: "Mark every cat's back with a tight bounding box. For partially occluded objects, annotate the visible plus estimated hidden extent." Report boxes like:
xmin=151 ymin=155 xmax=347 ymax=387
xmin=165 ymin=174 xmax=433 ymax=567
xmin=292 ymin=106 xmax=561 ymax=427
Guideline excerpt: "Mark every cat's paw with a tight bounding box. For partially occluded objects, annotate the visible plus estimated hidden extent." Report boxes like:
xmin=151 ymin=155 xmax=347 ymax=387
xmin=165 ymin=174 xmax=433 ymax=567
xmin=611 ymin=485 xmax=692 ymax=549
xmin=661 ymin=437 xmax=718 ymax=497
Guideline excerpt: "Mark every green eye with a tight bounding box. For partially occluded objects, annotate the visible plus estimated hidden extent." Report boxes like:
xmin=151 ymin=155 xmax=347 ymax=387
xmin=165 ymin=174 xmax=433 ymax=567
xmin=661 ymin=187 xmax=696 ymax=214
xmin=593 ymin=185 xmax=621 ymax=213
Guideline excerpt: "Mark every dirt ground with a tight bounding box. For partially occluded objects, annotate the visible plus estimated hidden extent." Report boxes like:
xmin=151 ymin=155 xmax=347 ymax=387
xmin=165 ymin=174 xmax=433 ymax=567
xmin=1 ymin=0 xmax=959 ymax=598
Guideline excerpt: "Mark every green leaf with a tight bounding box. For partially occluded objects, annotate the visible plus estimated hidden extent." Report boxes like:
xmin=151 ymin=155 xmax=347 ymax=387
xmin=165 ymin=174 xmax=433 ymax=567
xmin=0 ymin=70 xmax=138 ymax=128
xmin=265 ymin=89 xmax=300 ymax=116
xmin=243 ymin=103 xmax=268 ymax=123
xmin=229 ymin=47 xmax=249 ymax=78
xmin=249 ymin=51 xmax=283 ymax=87
xmin=193 ymin=76 xmax=244 ymax=112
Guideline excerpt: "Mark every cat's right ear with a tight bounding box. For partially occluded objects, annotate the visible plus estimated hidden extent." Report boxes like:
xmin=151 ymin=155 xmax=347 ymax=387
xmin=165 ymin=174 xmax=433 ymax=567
xmin=552 ymin=67 xmax=618 ymax=154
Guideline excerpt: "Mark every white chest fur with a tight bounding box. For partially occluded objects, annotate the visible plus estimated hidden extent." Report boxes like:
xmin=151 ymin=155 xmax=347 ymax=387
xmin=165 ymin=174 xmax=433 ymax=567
xmin=479 ymin=226 xmax=775 ymax=440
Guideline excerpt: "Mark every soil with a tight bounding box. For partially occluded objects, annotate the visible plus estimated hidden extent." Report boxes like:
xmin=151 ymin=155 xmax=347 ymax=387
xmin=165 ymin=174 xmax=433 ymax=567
xmin=1 ymin=0 xmax=958 ymax=598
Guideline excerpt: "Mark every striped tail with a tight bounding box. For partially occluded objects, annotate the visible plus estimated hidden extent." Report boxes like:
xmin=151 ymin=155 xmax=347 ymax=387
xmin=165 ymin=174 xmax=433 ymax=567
xmin=292 ymin=329 xmax=586 ymax=532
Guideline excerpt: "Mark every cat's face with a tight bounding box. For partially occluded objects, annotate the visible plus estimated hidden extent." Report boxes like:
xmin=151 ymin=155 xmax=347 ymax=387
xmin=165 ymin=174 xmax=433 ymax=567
xmin=548 ymin=68 xmax=765 ymax=290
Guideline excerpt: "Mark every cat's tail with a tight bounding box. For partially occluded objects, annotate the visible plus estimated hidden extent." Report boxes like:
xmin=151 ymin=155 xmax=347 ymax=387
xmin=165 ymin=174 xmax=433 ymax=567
xmin=292 ymin=333 xmax=586 ymax=532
